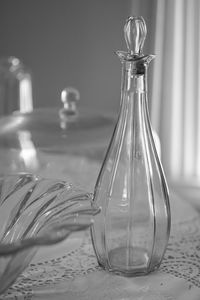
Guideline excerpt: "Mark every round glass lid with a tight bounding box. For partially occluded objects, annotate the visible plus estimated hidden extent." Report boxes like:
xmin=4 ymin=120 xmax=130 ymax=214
xmin=0 ymin=87 xmax=115 ymax=156
xmin=0 ymin=87 xmax=115 ymax=189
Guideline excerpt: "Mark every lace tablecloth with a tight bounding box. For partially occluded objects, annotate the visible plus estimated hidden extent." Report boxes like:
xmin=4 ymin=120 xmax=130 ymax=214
xmin=0 ymin=187 xmax=200 ymax=300
xmin=1 ymin=153 xmax=200 ymax=299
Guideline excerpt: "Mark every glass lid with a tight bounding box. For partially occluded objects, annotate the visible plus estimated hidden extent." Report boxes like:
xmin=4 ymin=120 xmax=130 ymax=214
xmin=0 ymin=87 xmax=115 ymax=190
xmin=0 ymin=87 xmax=115 ymax=155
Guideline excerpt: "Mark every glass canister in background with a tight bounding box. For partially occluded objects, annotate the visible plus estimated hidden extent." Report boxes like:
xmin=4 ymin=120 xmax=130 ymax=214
xmin=0 ymin=56 xmax=33 ymax=115
xmin=91 ymin=16 xmax=171 ymax=276
xmin=0 ymin=86 xmax=115 ymax=191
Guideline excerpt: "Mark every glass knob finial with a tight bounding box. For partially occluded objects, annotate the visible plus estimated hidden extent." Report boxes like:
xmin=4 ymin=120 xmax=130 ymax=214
xmin=61 ymin=87 xmax=80 ymax=112
xmin=59 ymin=87 xmax=80 ymax=129
xmin=124 ymin=16 xmax=147 ymax=56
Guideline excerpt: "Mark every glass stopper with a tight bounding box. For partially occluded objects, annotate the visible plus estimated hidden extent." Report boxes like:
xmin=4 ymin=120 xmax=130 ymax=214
xmin=124 ymin=16 xmax=147 ymax=56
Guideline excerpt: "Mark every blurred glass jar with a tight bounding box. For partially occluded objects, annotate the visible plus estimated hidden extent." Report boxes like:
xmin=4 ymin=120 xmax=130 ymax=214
xmin=0 ymin=87 xmax=115 ymax=191
xmin=0 ymin=56 xmax=33 ymax=115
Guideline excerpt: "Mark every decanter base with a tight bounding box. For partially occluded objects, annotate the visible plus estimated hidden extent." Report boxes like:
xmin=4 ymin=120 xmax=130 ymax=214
xmin=99 ymin=246 xmax=160 ymax=277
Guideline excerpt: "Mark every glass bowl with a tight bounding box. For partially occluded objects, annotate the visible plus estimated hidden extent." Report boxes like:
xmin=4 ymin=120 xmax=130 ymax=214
xmin=0 ymin=173 xmax=99 ymax=295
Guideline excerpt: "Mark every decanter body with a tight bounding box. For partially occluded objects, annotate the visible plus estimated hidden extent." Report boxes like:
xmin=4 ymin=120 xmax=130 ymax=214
xmin=91 ymin=16 xmax=171 ymax=276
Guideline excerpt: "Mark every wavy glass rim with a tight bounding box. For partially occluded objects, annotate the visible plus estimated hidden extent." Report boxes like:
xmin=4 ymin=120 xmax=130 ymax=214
xmin=0 ymin=173 xmax=99 ymax=256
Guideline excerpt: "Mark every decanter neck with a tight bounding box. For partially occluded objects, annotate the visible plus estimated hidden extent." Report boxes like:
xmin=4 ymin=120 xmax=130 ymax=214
xmin=121 ymin=59 xmax=147 ymax=94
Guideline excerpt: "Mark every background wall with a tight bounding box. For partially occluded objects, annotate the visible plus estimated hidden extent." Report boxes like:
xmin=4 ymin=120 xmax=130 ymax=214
xmin=2 ymin=0 xmax=198 ymax=192
xmin=0 ymin=0 xmax=134 ymax=114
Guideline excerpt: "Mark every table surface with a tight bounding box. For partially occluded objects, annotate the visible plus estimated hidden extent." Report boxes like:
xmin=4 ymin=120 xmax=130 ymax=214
xmin=0 ymin=115 xmax=200 ymax=299
xmin=1 ymin=186 xmax=200 ymax=300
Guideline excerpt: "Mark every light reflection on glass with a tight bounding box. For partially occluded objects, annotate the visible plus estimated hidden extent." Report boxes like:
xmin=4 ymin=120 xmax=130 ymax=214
xmin=18 ymin=75 xmax=33 ymax=113
xmin=0 ymin=115 xmax=25 ymax=134
xmin=18 ymin=131 xmax=39 ymax=171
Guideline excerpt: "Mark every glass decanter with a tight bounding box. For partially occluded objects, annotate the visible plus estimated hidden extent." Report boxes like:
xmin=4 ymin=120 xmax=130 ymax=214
xmin=91 ymin=16 xmax=171 ymax=276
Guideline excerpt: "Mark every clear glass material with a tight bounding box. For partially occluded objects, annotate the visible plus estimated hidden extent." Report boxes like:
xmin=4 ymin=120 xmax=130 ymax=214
xmin=0 ymin=87 xmax=115 ymax=184
xmin=91 ymin=16 xmax=171 ymax=276
xmin=0 ymin=56 xmax=33 ymax=115
xmin=0 ymin=173 xmax=99 ymax=295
